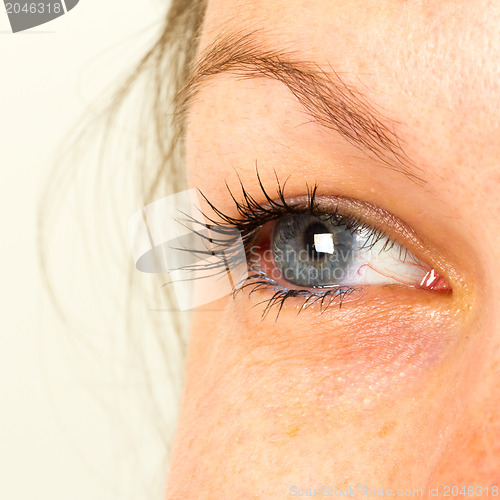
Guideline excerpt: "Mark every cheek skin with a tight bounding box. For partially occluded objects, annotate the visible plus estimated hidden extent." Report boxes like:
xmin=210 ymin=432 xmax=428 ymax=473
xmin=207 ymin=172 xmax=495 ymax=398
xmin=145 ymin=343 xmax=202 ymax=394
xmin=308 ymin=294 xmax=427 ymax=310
xmin=428 ymin=312 xmax=500 ymax=484
xmin=224 ymin=287 xmax=460 ymax=408
xmin=166 ymin=291 xmax=476 ymax=497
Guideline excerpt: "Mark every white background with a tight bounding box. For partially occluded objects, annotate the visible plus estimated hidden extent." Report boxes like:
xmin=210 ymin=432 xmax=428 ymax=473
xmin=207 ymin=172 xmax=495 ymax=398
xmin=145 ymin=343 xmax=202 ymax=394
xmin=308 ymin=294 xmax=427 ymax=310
xmin=0 ymin=1 xmax=176 ymax=499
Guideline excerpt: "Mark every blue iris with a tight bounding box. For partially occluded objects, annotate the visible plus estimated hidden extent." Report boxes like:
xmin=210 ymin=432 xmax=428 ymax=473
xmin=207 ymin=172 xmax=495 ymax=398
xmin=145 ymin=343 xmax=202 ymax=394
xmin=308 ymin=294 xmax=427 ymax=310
xmin=272 ymin=214 xmax=356 ymax=287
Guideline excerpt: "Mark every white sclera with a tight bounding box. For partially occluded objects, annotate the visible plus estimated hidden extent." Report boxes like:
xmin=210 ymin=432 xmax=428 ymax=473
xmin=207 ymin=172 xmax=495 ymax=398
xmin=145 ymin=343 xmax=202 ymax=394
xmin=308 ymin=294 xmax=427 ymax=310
xmin=338 ymin=230 xmax=428 ymax=286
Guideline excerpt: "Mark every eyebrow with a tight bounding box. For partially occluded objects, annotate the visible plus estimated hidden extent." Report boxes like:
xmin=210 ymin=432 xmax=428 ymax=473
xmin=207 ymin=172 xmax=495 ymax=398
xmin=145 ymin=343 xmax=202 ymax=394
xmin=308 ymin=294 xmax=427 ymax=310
xmin=175 ymin=29 xmax=422 ymax=182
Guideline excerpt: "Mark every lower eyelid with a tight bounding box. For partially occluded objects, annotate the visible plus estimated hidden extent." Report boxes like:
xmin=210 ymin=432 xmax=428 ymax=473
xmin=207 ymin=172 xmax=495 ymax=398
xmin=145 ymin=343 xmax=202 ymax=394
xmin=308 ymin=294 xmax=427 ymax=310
xmin=230 ymin=285 xmax=459 ymax=405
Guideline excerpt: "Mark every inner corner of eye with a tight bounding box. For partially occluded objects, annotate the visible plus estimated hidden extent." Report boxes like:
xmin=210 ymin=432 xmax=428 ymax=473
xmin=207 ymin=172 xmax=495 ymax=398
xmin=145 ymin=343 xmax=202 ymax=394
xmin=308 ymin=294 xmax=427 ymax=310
xmin=245 ymin=213 xmax=451 ymax=293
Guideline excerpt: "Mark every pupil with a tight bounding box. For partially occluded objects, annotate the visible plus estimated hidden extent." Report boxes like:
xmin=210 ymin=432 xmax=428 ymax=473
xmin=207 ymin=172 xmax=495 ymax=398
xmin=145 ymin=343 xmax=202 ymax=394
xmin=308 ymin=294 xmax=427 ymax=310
xmin=303 ymin=222 xmax=331 ymax=260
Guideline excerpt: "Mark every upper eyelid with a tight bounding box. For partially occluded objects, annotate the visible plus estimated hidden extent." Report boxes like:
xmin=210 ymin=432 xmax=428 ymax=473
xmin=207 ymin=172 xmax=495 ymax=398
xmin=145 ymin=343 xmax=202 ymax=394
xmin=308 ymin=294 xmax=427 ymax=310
xmin=197 ymin=168 xmax=451 ymax=275
xmin=198 ymin=169 xmax=397 ymax=232
xmin=206 ymin=188 xmax=413 ymax=251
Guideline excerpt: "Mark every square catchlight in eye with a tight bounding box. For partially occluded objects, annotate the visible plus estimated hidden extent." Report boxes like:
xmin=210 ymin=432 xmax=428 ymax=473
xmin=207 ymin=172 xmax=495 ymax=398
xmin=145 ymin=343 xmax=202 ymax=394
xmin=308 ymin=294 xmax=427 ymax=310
xmin=128 ymin=189 xmax=248 ymax=311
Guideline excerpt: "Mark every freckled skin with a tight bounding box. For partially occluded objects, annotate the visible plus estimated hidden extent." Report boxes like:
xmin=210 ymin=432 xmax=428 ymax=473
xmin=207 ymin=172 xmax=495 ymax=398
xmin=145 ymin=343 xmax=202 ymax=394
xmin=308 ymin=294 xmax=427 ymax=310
xmin=166 ymin=1 xmax=500 ymax=497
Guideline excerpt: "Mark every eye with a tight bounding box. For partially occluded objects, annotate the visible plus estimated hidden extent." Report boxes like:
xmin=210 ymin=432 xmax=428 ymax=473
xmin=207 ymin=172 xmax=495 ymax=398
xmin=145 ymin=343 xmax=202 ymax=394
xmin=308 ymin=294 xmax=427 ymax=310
xmin=129 ymin=176 xmax=453 ymax=316
xmin=251 ymin=211 xmax=450 ymax=292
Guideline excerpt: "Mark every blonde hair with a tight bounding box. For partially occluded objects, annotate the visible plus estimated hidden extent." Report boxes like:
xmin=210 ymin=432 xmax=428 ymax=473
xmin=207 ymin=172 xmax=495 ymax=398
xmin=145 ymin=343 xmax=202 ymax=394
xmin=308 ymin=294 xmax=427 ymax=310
xmin=38 ymin=0 xmax=209 ymax=492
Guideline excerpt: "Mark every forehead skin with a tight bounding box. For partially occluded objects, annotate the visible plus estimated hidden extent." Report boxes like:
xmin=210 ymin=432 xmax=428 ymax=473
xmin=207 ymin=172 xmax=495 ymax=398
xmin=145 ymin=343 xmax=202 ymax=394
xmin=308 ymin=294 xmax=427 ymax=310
xmin=197 ymin=0 xmax=500 ymax=185
xmin=187 ymin=0 xmax=500 ymax=287
xmin=167 ymin=0 xmax=500 ymax=496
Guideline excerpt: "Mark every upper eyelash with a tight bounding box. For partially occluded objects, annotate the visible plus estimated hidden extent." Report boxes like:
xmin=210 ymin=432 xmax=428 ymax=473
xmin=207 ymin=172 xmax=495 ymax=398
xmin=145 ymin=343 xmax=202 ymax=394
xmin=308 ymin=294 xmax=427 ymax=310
xmin=197 ymin=168 xmax=403 ymax=259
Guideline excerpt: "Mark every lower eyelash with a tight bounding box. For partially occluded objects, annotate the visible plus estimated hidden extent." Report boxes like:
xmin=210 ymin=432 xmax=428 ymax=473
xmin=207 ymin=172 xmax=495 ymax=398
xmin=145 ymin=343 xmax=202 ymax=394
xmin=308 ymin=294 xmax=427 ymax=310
xmin=235 ymin=267 xmax=360 ymax=320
